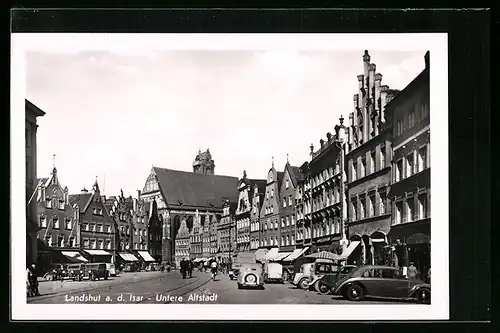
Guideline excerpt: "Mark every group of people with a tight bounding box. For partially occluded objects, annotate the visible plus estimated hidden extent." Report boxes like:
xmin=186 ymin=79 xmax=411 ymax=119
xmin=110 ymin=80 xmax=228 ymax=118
xmin=179 ymin=259 xmax=194 ymax=279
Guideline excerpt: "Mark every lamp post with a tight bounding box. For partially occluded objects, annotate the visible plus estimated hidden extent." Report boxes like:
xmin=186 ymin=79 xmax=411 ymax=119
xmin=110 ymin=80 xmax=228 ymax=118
xmin=335 ymin=115 xmax=349 ymax=253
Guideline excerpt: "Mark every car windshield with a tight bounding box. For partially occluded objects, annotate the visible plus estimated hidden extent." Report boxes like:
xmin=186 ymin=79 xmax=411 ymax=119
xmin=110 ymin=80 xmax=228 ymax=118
xmin=342 ymin=266 xmax=364 ymax=278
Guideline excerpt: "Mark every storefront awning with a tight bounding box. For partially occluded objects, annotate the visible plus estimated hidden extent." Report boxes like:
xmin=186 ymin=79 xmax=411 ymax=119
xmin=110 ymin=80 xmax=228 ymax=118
xmin=254 ymin=248 xmax=269 ymax=262
xmin=271 ymin=252 xmax=292 ymax=261
xmin=283 ymin=247 xmax=310 ymax=262
xmin=137 ymin=251 xmax=156 ymax=262
xmin=264 ymin=248 xmax=279 ymax=261
xmin=340 ymin=241 xmax=361 ymax=259
xmin=85 ymin=249 xmax=112 ymax=256
xmin=61 ymin=251 xmax=88 ymax=262
xmin=119 ymin=252 xmax=139 ymax=261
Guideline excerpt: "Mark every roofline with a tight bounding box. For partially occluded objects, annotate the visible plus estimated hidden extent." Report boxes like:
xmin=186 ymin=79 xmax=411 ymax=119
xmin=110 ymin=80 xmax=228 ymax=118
xmin=26 ymin=99 xmax=46 ymax=117
xmin=384 ymin=67 xmax=429 ymax=110
xmin=152 ymin=166 xmax=238 ymax=180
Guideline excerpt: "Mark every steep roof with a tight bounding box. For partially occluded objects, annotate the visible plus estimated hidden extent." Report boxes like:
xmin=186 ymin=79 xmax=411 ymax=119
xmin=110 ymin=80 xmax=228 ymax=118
xmin=69 ymin=193 xmax=92 ymax=211
xmin=153 ymin=167 xmax=239 ymax=209
xmin=284 ymin=163 xmax=304 ymax=188
xmin=277 ymin=171 xmax=285 ymax=189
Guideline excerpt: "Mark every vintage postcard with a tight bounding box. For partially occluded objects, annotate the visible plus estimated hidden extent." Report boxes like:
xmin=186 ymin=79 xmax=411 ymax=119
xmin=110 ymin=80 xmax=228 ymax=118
xmin=12 ymin=33 xmax=448 ymax=320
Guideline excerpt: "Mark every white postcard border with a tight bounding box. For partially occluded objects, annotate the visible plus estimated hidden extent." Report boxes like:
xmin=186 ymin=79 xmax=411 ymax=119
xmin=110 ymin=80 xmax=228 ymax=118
xmin=11 ymin=33 xmax=448 ymax=321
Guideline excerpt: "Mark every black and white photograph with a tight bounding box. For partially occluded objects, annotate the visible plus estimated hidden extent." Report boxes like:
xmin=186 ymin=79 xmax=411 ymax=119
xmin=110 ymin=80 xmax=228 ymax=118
xmin=12 ymin=33 xmax=449 ymax=321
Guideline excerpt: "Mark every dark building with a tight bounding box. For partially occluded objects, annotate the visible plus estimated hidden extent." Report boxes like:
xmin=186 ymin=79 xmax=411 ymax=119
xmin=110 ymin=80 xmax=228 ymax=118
xmin=147 ymin=199 xmax=163 ymax=262
xmin=235 ymin=171 xmax=266 ymax=253
xmin=344 ymin=50 xmax=399 ymax=266
xmin=250 ymin=181 xmax=266 ymax=254
xmin=139 ymin=149 xmax=238 ymax=263
xmin=278 ymin=161 xmax=303 ymax=253
xmin=386 ymin=52 xmax=430 ymax=277
xmin=217 ymin=199 xmax=237 ymax=264
xmin=69 ymin=180 xmax=115 ymax=263
xmin=26 ymin=100 xmax=45 ymax=266
xmin=35 ymin=165 xmax=81 ymax=270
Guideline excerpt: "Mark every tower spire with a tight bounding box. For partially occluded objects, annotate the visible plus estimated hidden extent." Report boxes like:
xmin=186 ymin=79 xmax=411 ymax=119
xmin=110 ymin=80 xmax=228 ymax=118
xmin=286 ymin=153 xmax=289 ymax=163
xmin=53 ymin=154 xmax=56 ymax=168
xmin=272 ymin=156 xmax=274 ymax=168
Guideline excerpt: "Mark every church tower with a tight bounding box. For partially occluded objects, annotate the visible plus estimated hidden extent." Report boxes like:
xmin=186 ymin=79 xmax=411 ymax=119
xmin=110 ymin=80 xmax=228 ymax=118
xmin=192 ymin=149 xmax=215 ymax=175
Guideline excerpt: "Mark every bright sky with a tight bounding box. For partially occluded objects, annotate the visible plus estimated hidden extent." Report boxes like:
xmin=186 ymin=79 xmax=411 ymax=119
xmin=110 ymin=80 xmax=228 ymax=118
xmin=26 ymin=47 xmax=426 ymax=198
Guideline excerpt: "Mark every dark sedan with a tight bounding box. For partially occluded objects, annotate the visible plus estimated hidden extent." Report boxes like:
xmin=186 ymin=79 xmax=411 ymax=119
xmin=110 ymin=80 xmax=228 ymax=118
xmin=332 ymin=265 xmax=431 ymax=304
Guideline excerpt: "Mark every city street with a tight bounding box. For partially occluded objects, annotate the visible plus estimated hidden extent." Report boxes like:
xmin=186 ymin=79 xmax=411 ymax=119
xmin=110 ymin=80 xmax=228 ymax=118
xmin=28 ymin=270 xmax=413 ymax=305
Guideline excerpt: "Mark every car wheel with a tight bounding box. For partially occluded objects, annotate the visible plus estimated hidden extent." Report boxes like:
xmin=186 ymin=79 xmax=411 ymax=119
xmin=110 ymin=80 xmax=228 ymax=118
xmin=314 ymin=280 xmax=323 ymax=293
xmin=318 ymin=282 xmax=331 ymax=295
xmin=299 ymin=278 xmax=310 ymax=290
xmin=416 ymin=289 xmax=430 ymax=304
xmin=346 ymin=284 xmax=365 ymax=301
xmin=244 ymin=273 xmax=257 ymax=284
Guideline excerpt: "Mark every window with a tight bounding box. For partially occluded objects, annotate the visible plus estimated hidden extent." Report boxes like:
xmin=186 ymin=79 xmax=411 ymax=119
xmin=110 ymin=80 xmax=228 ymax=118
xmin=396 ymin=120 xmax=403 ymax=136
xmin=281 ymin=236 xmax=285 ymax=246
xmin=58 ymin=235 xmax=64 ymax=247
xmin=406 ymin=198 xmax=414 ymax=222
xmin=418 ymin=194 xmax=427 ymax=220
xmin=382 ymin=269 xmax=400 ymax=279
xmin=107 ymin=225 xmax=112 ymax=233
xmin=90 ymin=239 xmax=96 ymax=249
xmin=395 ymin=159 xmax=403 ymax=182
xmin=395 ymin=201 xmax=403 ymax=225
xmin=253 ymin=204 xmax=256 ymax=213
xmin=380 ymin=145 xmax=386 ymax=169
xmin=98 ymin=224 xmax=103 ymax=232
xmin=59 ymin=200 xmax=64 ymax=210
xmin=70 ymin=237 xmax=76 ymax=247
xmin=40 ymin=216 xmax=47 ymax=228
xmin=53 ymin=217 xmax=59 ymax=229
xmin=352 ymin=161 xmax=357 ymax=181
xmin=379 ymin=191 xmax=387 ymax=215
xmin=368 ymin=194 xmax=375 ymax=217
xmin=93 ymin=208 xmax=97 ymax=215
xmin=283 ymin=197 xmax=287 ymax=208
xmin=271 ymin=189 xmax=274 ymax=198
xmin=91 ymin=224 xmax=96 ymax=232
xmin=291 ymin=215 xmax=295 ymax=225
xmin=370 ymin=150 xmax=376 ymax=174
xmin=65 ymin=219 xmax=72 ymax=230
xmin=46 ymin=198 xmax=52 ymax=209
xmin=360 ymin=198 xmax=366 ymax=219
xmin=409 ymin=110 xmax=416 ymax=128
xmin=264 ymin=224 xmax=268 ymax=231
xmin=266 ymin=191 xmax=269 ymax=199
xmin=285 ymin=179 xmax=289 ymax=189
xmin=286 ymin=216 xmax=290 ymax=226
xmin=134 ymin=243 xmax=138 ymax=250
xmin=406 ymin=154 xmax=414 ymax=178
xmin=289 ymin=195 xmax=292 ymax=206
xmin=281 ymin=217 xmax=285 ymax=228
xmin=46 ymin=235 xmax=52 ymax=247
xmin=360 ymin=157 xmax=366 ymax=178
xmin=417 ymin=146 xmax=428 ymax=172
xmin=351 ymin=200 xmax=358 ymax=221
xmin=98 ymin=239 xmax=104 ymax=249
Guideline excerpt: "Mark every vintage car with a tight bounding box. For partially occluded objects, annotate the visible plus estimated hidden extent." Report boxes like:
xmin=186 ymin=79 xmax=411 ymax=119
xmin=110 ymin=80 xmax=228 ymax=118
xmin=86 ymin=263 xmax=109 ymax=280
xmin=263 ymin=262 xmax=284 ymax=283
xmin=306 ymin=261 xmax=346 ymax=292
xmin=67 ymin=263 xmax=87 ymax=281
xmin=317 ymin=265 xmax=358 ymax=294
xmin=292 ymin=259 xmax=334 ymax=290
xmin=43 ymin=264 xmax=68 ymax=281
xmin=237 ymin=263 xmax=265 ymax=289
xmin=332 ymin=265 xmax=431 ymax=303
xmin=229 ymin=263 xmax=241 ymax=280
xmin=106 ymin=263 xmax=117 ymax=277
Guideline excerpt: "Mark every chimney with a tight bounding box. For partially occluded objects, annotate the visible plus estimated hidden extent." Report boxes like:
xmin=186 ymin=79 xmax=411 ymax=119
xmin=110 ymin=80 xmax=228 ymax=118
xmin=363 ymin=50 xmax=371 ymax=78
xmin=424 ymin=51 xmax=430 ymax=69
xmin=64 ymin=186 xmax=69 ymax=205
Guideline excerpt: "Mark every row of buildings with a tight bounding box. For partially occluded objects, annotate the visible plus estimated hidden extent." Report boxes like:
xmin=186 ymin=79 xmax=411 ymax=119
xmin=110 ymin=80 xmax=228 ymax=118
xmin=26 ymin=50 xmax=430 ymax=276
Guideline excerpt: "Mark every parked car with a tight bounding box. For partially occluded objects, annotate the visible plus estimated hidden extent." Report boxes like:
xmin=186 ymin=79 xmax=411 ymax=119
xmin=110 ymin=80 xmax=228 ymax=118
xmin=106 ymin=263 xmax=117 ymax=277
xmin=332 ymin=265 xmax=431 ymax=303
xmin=292 ymin=259 xmax=334 ymax=290
xmin=306 ymin=261 xmax=345 ymax=292
xmin=317 ymin=265 xmax=357 ymax=294
xmin=237 ymin=263 xmax=265 ymax=290
xmin=86 ymin=263 xmax=109 ymax=281
xmin=44 ymin=264 xmax=68 ymax=281
xmin=67 ymin=263 xmax=87 ymax=281
xmin=228 ymin=265 xmax=240 ymax=280
xmin=263 ymin=262 xmax=284 ymax=283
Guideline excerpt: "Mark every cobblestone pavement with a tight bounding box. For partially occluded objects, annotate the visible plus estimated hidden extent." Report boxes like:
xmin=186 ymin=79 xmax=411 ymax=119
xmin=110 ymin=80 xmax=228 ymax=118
xmin=28 ymin=270 xmax=415 ymax=305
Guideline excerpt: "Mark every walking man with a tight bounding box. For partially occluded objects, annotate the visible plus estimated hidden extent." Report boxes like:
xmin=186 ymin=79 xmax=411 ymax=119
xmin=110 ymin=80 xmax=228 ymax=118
xmin=187 ymin=259 xmax=193 ymax=278
xmin=180 ymin=259 xmax=187 ymax=279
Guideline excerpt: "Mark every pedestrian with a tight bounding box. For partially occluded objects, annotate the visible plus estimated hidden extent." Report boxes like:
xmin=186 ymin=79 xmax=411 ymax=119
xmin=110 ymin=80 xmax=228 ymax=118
xmin=159 ymin=263 xmax=165 ymax=273
xmin=27 ymin=263 xmax=40 ymax=296
xmin=187 ymin=260 xmax=193 ymax=278
xmin=407 ymin=262 xmax=419 ymax=279
xmin=180 ymin=259 xmax=187 ymax=279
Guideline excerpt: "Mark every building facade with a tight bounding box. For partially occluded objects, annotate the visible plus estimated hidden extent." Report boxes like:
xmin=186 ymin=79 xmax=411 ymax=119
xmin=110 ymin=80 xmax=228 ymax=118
xmin=386 ymin=52 xmax=430 ymax=277
xmin=35 ymin=166 xmax=80 ymax=269
xmin=235 ymin=171 xmax=266 ymax=253
xmin=259 ymin=162 xmax=284 ymax=249
xmin=174 ymin=217 xmax=191 ymax=267
xmin=26 ymin=100 xmax=45 ymax=266
xmin=69 ymin=180 xmax=115 ymax=263
xmin=250 ymin=182 xmax=266 ymax=252
xmin=344 ymin=50 xmax=399 ymax=265
xmin=294 ymin=165 xmax=308 ymax=250
xmin=190 ymin=210 xmax=204 ymax=260
xmin=217 ymin=199 xmax=237 ymax=264
xmin=139 ymin=150 xmax=238 ymax=263
xmin=303 ymin=119 xmax=348 ymax=255
xmin=278 ymin=162 xmax=303 ymax=252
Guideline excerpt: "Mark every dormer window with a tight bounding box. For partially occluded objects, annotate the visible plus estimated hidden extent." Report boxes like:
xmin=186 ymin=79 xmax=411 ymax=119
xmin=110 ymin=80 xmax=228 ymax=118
xmin=45 ymin=198 xmax=52 ymax=209
xmin=285 ymin=179 xmax=289 ymax=189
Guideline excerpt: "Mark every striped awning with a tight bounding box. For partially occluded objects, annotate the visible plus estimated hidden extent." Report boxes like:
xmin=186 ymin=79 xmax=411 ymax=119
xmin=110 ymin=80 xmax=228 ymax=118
xmin=61 ymin=251 xmax=88 ymax=262
xmin=119 ymin=252 xmax=139 ymax=261
xmin=306 ymin=250 xmax=342 ymax=261
xmin=271 ymin=252 xmax=292 ymax=261
xmin=84 ymin=249 xmax=112 ymax=256
xmin=283 ymin=247 xmax=309 ymax=262
xmin=137 ymin=251 xmax=156 ymax=262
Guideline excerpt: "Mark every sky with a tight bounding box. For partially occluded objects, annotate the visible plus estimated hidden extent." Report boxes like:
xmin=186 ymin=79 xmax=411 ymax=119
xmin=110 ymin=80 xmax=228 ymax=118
xmin=26 ymin=48 xmax=426 ymax=198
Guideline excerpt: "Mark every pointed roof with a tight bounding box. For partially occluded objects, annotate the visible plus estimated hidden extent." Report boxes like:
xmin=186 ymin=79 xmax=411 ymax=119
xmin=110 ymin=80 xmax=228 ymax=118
xmin=69 ymin=193 xmax=92 ymax=211
xmin=153 ymin=167 xmax=239 ymax=208
xmin=176 ymin=218 xmax=191 ymax=239
xmin=284 ymin=163 xmax=304 ymax=188
xmin=277 ymin=171 xmax=285 ymax=189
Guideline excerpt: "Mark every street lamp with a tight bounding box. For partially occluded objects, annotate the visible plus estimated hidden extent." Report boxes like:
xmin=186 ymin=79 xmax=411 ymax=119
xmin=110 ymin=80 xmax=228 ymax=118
xmin=335 ymin=115 xmax=349 ymax=253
